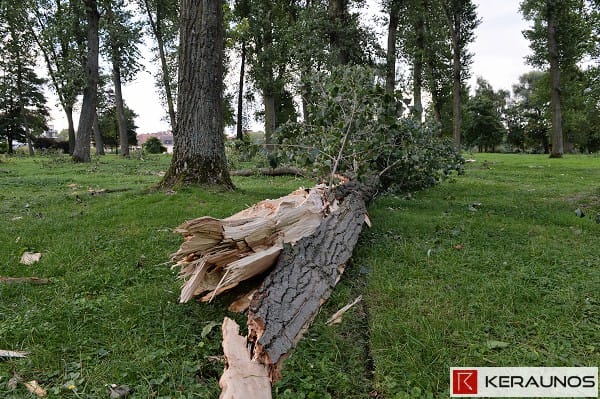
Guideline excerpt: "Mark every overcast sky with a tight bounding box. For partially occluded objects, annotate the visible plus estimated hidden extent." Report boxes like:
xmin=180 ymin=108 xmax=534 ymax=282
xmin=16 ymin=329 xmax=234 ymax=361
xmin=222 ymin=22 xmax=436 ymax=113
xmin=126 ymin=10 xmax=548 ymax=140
xmin=46 ymin=0 xmax=533 ymax=135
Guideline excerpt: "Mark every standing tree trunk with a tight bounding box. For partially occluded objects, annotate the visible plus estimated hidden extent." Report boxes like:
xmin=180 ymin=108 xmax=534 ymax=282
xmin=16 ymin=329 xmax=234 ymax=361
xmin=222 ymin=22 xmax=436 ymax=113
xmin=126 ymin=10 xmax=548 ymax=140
xmin=413 ymin=10 xmax=425 ymax=121
xmin=263 ymin=92 xmax=276 ymax=151
xmin=65 ymin=105 xmax=76 ymax=154
xmin=385 ymin=0 xmax=400 ymax=94
xmin=112 ymin=57 xmax=129 ymax=157
xmin=143 ymin=0 xmax=177 ymax=131
xmin=93 ymin=110 xmax=104 ymax=155
xmin=73 ymin=0 xmax=100 ymax=163
xmin=547 ymin=8 xmax=563 ymax=158
xmin=328 ymin=0 xmax=349 ymax=65
xmin=236 ymin=40 xmax=246 ymax=141
xmin=161 ymin=0 xmax=233 ymax=189
xmin=447 ymin=13 xmax=462 ymax=151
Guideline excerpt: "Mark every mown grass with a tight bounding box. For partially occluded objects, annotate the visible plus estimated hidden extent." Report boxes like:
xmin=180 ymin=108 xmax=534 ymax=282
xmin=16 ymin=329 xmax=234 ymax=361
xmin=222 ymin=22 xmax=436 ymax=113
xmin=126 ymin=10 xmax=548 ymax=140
xmin=1 ymin=153 xmax=598 ymax=398
xmin=359 ymin=153 xmax=600 ymax=398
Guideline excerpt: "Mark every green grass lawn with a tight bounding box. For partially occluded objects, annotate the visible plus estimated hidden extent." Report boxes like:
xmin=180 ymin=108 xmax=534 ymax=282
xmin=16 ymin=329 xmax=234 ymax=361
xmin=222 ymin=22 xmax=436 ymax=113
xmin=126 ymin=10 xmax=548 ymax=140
xmin=0 ymin=153 xmax=598 ymax=398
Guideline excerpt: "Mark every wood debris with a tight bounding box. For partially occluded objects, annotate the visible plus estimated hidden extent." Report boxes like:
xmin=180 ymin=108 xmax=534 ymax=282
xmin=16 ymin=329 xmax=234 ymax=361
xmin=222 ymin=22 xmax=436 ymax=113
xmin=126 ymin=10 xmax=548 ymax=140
xmin=172 ymin=186 xmax=329 ymax=303
xmin=219 ymin=317 xmax=271 ymax=399
xmin=0 ymin=349 xmax=28 ymax=359
xmin=325 ymin=295 xmax=363 ymax=326
xmin=20 ymin=252 xmax=42 ymax=265
xmin=24 ymin=380 xmax=47 ymax=397
xmin=0 ymin=276 xmax=50 ymax=285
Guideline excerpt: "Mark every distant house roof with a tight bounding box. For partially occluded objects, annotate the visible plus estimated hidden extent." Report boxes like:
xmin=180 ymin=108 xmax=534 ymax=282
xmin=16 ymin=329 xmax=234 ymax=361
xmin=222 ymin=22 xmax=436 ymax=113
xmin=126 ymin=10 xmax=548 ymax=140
xmin=137 ymin=131 xmax=173 ymax=145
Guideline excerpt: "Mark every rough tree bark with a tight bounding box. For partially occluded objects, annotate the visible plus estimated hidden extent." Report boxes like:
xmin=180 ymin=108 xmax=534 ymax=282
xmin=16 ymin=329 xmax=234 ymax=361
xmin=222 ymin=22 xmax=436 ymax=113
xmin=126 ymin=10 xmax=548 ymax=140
xmin=161 ymin=0 xmax=233 ymax=188
xmin=247 ymin=183 xmax=374 ymax=380
xmin=72 ymin=0 xmax=100 ymax=163
xmin=547 ymin=8 xmax=563 ymax=158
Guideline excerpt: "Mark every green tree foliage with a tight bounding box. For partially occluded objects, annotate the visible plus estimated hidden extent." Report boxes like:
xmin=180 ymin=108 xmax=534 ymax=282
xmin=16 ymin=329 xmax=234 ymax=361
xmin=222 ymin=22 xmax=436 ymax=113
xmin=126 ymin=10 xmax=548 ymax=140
xmin=97 ymin=104 xmax=138 ymax=150
xmin=521 ymin=0 xmax=595 ymax=157
xmin=506 ymin=71 xmax=550 ymax=152
xmin=26 ymin=0 xmax=86 ymax=154
xmin=463 ymin=78 xmax=507 ymax=152
xmin=0 ymin=1 xmax=49 ymax=154
xmin=275 ymin=65 xmax=463 ymax=192
xmin=143 ymin=136 xmax=167 ymax=154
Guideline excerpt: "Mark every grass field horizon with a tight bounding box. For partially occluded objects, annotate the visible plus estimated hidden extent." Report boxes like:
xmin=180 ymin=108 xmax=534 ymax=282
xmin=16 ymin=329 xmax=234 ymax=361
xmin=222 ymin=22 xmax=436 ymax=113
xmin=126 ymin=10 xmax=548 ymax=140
xmin=1 ymin=152 xmax=598 ymax=398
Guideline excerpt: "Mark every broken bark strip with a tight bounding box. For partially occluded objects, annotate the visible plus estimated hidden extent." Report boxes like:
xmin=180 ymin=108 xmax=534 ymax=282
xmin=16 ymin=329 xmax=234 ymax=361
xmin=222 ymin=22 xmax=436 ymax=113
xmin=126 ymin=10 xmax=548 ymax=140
xmin=219 ymin=317 xmax=272 ymax=399
xmin=247 ymin=190 xmax=368 ymax=381
xmin=0 ymin=276 xmax=50 ymax=285
xmin=230 ymin=167 xmax=305 ymax=177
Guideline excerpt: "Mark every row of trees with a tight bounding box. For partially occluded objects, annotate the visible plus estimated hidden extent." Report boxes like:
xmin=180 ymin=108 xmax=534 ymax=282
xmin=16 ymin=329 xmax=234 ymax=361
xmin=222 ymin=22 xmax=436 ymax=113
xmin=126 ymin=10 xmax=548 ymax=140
xmin=0 ymin=0 xmax=177 ymax=158
xmin=1 ymin=0 xmax=599 ymax=184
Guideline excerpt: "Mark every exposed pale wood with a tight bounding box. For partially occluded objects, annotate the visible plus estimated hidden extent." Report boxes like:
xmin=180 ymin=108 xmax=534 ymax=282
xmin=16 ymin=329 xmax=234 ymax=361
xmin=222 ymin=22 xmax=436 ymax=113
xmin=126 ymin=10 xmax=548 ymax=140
xmin=20 ymin=252 xmax=42 ymax=265
xmin=325 ymin=295 xmax=362 ymax=326
xmin=0 ymin=349 xmax=28 ymax=358
xmin=219 ymin=317 xmax=272 ymax=399
xmin=230 ymin=167 xmax=304 ymax=177
xmin=173 ymin=186 xmax=328 ymax=303
xmin=0 ymin=277 xmax=50 ymax=285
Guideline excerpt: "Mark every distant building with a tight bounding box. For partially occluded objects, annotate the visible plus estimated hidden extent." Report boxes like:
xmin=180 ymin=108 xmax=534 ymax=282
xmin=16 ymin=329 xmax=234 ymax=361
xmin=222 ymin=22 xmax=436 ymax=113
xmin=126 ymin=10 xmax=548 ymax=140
xmin=137 ymin=131 xmax=173 ymax=153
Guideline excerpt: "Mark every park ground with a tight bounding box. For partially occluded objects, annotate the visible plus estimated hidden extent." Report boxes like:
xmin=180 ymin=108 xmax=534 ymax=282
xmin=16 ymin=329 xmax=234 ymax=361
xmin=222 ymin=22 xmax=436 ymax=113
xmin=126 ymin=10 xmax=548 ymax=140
xmin=0 ymin=153 xmax=598 ymax=398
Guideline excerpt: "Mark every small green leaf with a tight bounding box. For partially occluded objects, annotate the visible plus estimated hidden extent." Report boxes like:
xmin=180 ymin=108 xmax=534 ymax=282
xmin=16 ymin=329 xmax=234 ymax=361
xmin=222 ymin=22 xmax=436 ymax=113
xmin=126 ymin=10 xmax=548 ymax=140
xmin=486 ymin=340 xmax=510 ymax=349
xmin=201 ymin=321 xmax=221 ymax=338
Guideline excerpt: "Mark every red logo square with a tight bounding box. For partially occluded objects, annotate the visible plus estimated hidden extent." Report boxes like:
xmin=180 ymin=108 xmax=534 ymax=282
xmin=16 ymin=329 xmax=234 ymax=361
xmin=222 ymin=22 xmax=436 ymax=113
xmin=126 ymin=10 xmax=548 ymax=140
xmin=452 ymin=369 xmax=478 ymax=395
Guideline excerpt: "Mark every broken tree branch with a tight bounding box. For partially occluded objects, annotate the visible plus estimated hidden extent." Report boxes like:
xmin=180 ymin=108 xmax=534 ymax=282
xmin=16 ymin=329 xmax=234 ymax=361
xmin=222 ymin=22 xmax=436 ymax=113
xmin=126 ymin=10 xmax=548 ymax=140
xmin=230 ymin=167 xmax=305 ymax=177
xmin=0 ymin=276 xmax=50 ymax=285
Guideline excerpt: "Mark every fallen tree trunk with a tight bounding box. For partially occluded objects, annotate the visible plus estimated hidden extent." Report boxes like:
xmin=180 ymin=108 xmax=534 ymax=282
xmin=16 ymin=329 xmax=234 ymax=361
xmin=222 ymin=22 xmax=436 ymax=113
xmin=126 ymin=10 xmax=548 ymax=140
xmin=230 ymin=167 xmax=305 ymax=177
xmin=247 ymin=188 xmax=370 ymax=380
xmin=170 ymin=180 xmax=376 ymax=394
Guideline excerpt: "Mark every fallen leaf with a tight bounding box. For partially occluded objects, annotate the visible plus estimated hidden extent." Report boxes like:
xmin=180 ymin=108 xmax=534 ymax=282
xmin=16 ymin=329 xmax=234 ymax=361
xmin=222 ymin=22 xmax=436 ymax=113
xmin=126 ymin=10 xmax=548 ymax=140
xmin=7 ymin=375 xmax=21 ymax=390
xmin=201 ymin=321 xmax=221 ymax=338
xmin=67 ymin=183 xmax=78 ymax=189
xmin=24 ymin=380 xmax=47 ymax=397
xmin=20 ymin=252 xmax=42 ymax=265
xmin=454 ymin=244 xmax=464 ymax=250
xmin=108 ymin=384 xmax=132 ymax=398
xmin=11 ymin=216 xmax=22 ymax=221
xmin=486 ymin=340 xmax=510 ymax=349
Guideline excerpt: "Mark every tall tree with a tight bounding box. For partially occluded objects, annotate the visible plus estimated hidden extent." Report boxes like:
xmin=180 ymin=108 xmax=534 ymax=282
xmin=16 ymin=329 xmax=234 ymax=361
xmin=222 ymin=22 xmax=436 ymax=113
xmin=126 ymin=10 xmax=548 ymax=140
xmin=385 ymin=0 xmax=401 ymax=94
xmin=103 ymin=0 xmax=142 ymax=157
xmin=72 ymin=0 xmax=100 ymax=162
xmin=521 ymin=0 xmax=594 ymax=157
xmin=441 ymin=0 xmax=479 ymax=150
xmin=0 ymin=2 xmax=49 ymax=154
xmin=26 ymin=0 xmax=86 ymax=154
xmin=161 ymin=0 xmax=233 ymax=188
xmin=139 ymin=0 xmax=179 ymax=130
